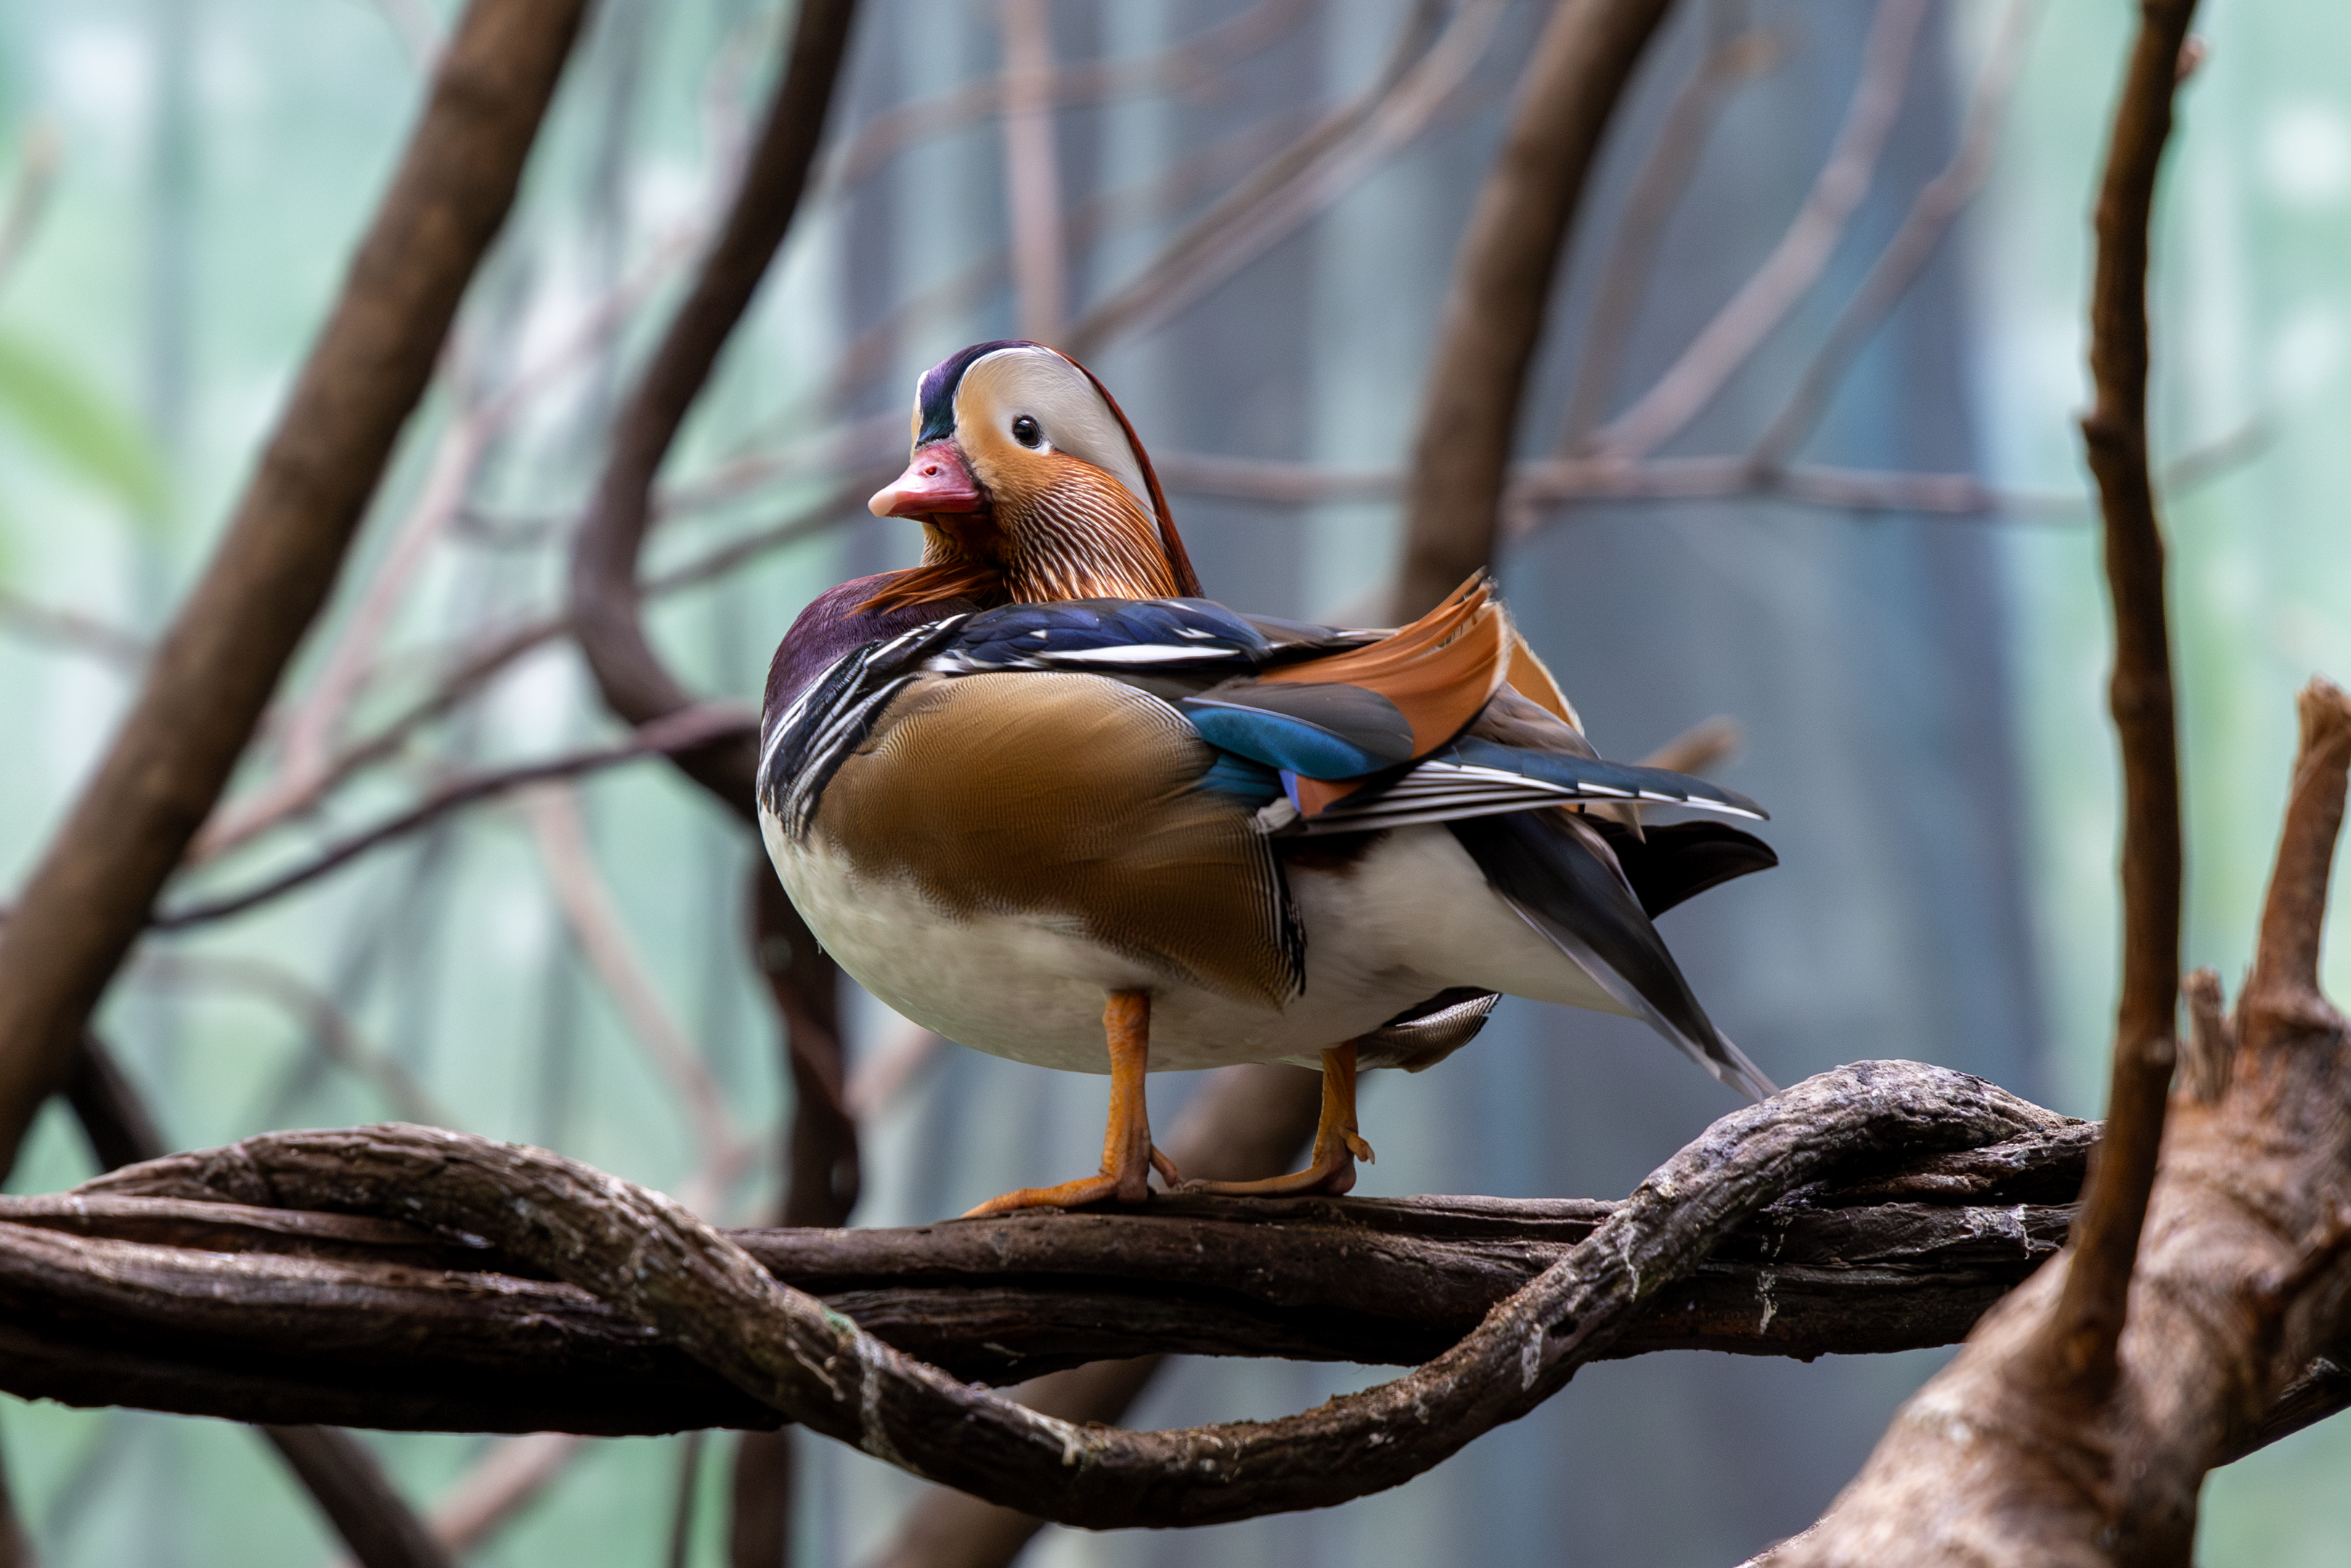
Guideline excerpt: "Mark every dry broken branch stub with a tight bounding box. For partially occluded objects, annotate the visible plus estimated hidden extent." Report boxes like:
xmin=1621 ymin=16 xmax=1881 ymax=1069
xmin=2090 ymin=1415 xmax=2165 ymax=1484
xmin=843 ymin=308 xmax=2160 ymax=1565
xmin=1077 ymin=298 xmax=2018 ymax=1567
xmin=1776 ymin=682 xmax=2351 ymax=1567
xmin=0 ymin=1063 xmax=2100 ymax=1528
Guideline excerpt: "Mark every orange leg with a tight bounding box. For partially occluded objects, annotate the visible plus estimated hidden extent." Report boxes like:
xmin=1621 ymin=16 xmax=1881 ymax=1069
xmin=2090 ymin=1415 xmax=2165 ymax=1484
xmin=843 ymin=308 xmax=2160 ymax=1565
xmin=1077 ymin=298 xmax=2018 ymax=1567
xmin=962 ymin=991 xmax=1181 ymax=1217
xmin=1181 ymin=1040 xmax=1374 ymax=1197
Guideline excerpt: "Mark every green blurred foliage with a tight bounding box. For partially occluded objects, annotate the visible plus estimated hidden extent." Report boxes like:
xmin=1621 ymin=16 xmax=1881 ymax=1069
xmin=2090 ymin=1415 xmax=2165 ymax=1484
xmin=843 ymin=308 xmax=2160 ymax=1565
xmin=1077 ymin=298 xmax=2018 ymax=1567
xmin=0 ymin=325 xmax=170 ymax=523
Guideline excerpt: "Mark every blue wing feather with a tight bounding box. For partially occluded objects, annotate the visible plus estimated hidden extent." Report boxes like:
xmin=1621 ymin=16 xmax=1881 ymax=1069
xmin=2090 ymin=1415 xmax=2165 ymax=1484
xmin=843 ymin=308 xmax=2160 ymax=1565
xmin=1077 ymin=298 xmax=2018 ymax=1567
xmin=1181 ymin=699 xmax=1400 ymax=781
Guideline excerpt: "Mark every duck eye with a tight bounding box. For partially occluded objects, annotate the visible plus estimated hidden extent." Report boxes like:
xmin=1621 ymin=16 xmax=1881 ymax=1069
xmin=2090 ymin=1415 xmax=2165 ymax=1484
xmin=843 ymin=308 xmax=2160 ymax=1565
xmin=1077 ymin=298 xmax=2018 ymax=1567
xmin=1011 ymin=415 xmax=1043 ymax=449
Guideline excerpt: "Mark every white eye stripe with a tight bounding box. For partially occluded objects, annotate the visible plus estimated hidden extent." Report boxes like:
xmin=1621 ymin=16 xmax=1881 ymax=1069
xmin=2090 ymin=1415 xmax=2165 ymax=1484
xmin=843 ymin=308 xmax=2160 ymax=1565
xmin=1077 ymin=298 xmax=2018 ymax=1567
xmin=958 ymin=348 xmax=1150 ymax=508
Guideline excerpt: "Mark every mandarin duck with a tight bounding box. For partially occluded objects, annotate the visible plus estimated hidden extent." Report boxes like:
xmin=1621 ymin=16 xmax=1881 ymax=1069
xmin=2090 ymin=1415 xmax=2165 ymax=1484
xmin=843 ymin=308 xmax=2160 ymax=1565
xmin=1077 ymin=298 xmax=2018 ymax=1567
xmin=759 ymin=340 xmax=1777 ymax=1216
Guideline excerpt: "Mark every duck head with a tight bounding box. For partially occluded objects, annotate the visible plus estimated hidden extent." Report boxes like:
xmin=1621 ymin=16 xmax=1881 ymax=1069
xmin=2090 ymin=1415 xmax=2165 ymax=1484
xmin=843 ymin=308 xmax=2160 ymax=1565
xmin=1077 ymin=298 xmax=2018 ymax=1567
xmin=866 ymin=341 xmax=1202 ymax=607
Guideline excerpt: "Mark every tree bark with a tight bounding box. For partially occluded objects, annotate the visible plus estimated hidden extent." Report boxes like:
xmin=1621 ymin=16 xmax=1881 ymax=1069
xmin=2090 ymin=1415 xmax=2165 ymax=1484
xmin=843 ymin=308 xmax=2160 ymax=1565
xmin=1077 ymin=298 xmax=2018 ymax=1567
xmin=828 ymin=1063 xmax=1321 ymax=1568
xmin=64 ymin=1038 xmax=452 ymax=1568
xmin=0 ymin=0 xmax=592 ymax=1177
xmin=1768 ymin=685 xmax=2351 ymax=1567
xmin=11 ymin=1067 xmax=2094 ymax=1527
xmin=0 ymin=1172 xmax=2079 ymax=1426
xmin=2043 ymin=0 xmax=2196 ymax=1407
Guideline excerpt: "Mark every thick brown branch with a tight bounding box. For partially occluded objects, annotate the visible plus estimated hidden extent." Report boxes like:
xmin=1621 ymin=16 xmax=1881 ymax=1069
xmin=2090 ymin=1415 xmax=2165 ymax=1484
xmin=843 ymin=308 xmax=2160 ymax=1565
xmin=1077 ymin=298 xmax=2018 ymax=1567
xmin=754 ymin=868 xmax=855 ymax=1230
xmin=24 ymin=1064 xmax=2058 ymax=1527
xmin=1395 ymin=0 xmax=1674 ymax=617
xmin=0 ymin=1148 xmax=2066 ymax=1429
xmin=859 ymin=1062 xmax=1324 ymax=1568
xmin=65 ymin=1040 xmax=451 ymax=1568
xmin=0 ymin=0 xmax=592 ymax=1176
xmin=562 ymin=19 xmax=860 ymax=1553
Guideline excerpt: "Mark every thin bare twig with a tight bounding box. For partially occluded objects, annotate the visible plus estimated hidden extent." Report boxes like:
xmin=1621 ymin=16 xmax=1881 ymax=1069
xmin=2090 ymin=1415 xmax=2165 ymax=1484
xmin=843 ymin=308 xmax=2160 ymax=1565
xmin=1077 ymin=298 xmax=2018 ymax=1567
xmin=844 ymin=1017 xmax=945 ymax=1122
xmin=1587 ymin=0 xmax=1928 ymax=464
xmin=521 ymin=783 xmax=751 ymax=1217
xmin=1146 ymin=417 xmax=2265 ymax=521
xmin=1066 ymin=0 xmax=1495 ymax=359
xmin=441 ymin=1437 xmax=585 ymax=1551
xmin=799 ymin=99 xmax=1327 ymax=432
xmin=665 ymin=1432 xmax=704 ymax=1568
xmin=126 ymin=952 xmax=451 ymax=1127
xmin=367 ymin=0 xmax=446 ymax=69
xmin=2041 ymin=0 xmax=2198 ymax=1402
xmin=1750 ymin=0 xmax=2039 ymax=469
xmin=0 ymin=588 xmax=150 ymax=673
xmin=1642 ymin=714 xmax=1740 ymax=775
xmin=814 ymin=0 xmax=1313 ymax=191
xmin=0 ymin=1428 xmax=32 ymax=1568
xmin=205 ymin=229 xmax=704 ymax=865
xmin=568 ymin=0 xmax=856 ymax=813
xmin=265 ymin=1427 xmax=455 ymax=1568
xmin=1557 ymin=7 xmax=1777 ymax=452
xmin=374 ymin=1433 xmax=584 ymax=1566
xmin=998 ymin=0 xmax=1065 ymax=344
xmin=0 ymin=121 xmax=60 ymax=295
xmin=154 ymin=704 xmax=754 ymax=929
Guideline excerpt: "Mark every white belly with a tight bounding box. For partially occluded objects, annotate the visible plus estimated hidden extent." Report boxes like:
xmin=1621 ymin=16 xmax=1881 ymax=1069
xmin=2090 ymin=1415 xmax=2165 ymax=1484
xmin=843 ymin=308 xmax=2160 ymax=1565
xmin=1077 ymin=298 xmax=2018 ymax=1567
xmin=763 ymin=811 xmax=1627 ymax=1074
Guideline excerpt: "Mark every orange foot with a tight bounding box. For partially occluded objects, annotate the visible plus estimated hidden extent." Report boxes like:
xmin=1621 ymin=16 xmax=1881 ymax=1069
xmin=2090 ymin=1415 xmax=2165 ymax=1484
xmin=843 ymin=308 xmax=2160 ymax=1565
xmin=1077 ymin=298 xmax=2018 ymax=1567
xmin=1181 ymin=1042 xmax=1372 ymax=1198
xmin=961 ymin=1147 xmax=1183 ymax=1217
xmin=961 ymin=991 xmax=1180 ymax=1217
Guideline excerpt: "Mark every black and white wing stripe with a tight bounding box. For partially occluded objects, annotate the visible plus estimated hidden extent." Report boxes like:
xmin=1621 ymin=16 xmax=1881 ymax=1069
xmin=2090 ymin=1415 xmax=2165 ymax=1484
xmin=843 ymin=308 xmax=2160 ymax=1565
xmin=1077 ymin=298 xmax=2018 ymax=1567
xmin=758 ymin=616 xmax=969 ymax=839
xmin=1271 ymin=742 xmax=1767 ymax=836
